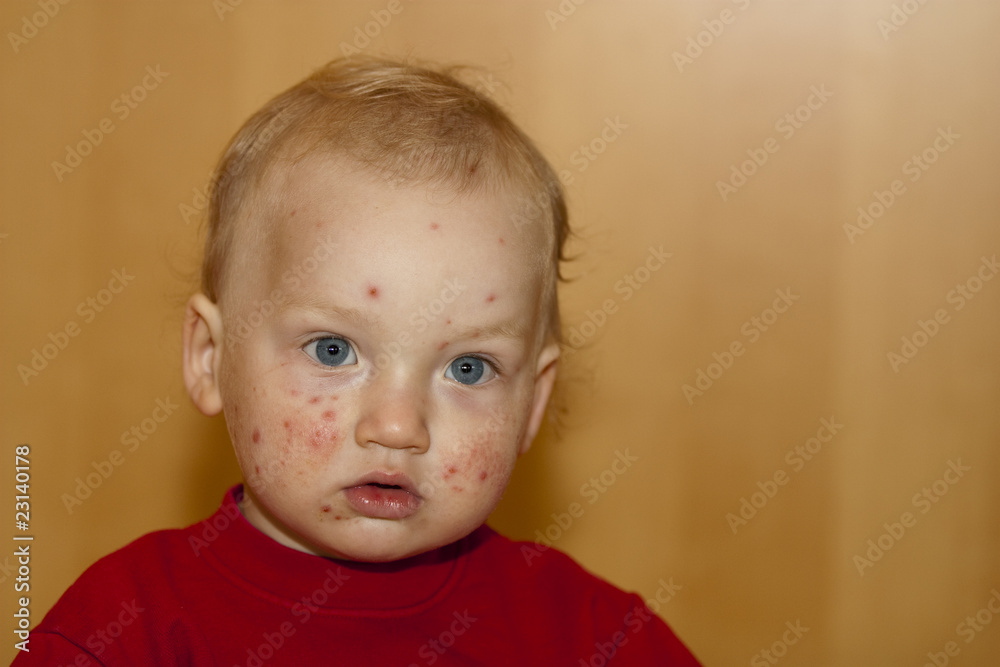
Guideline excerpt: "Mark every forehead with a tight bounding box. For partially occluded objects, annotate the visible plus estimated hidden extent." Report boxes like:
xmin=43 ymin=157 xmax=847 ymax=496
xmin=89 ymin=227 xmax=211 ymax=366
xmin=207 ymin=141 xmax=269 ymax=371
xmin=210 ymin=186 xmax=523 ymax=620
xmin=247 ymin=154 xmax=550 ymax=311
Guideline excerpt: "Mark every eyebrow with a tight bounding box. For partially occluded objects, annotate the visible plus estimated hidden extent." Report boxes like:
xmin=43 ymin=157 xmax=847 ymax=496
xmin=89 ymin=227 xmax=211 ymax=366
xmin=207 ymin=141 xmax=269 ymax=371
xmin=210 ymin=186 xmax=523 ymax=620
xmin=450 ymin=320 xmax=528 ymax=343
xmin=280 ymin=292 xmax=528 ymax=343
xmin=279 ymin=294 xmax=384 ymax=331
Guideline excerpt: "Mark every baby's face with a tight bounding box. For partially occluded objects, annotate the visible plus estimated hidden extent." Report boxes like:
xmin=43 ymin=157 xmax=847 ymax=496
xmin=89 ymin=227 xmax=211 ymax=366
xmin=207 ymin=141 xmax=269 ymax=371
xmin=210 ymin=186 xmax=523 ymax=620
xmin=216 ymin=155 xmax=557 ymax=561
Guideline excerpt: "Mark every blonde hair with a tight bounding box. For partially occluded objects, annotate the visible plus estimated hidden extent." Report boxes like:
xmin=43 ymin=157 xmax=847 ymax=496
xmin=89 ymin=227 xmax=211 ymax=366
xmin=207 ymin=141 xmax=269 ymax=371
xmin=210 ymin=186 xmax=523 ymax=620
xmin=201 ymin=56 xmax=569 ymax=339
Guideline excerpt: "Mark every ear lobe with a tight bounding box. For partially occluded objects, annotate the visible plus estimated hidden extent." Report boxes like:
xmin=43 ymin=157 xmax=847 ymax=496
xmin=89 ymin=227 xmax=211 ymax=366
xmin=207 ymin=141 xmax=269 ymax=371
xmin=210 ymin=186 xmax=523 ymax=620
xmin=519 ymin=342 xmax=560 ymax=456
xmin=182 ymin=293 xmax=224 ymax=416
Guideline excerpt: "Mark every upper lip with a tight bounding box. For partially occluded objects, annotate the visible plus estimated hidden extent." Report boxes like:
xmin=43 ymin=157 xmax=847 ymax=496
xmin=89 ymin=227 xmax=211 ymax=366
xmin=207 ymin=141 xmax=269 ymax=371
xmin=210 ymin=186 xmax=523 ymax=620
xmin=347 ymin=472 xmax=420 ymax=497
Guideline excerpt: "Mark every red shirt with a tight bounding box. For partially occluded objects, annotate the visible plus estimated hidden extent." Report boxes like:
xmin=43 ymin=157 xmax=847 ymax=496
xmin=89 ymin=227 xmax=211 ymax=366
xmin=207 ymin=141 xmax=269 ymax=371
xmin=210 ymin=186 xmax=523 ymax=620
xmin=15 ymin=486 xmax=700 ymax=666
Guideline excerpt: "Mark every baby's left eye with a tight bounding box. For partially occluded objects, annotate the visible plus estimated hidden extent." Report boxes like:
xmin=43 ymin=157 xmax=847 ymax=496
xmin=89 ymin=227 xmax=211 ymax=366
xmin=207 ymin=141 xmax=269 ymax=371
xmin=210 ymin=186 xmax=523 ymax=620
xmin=445 ymin=356 xmax=496 ymax=386
xmin=303 ymin=337 xmax=357 ymax=367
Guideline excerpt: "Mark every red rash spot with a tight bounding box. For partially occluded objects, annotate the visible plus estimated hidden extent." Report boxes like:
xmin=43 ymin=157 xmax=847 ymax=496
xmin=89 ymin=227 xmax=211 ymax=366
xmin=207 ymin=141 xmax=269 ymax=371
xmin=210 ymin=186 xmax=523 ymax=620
xmin=479 ymin=471 xmax=488 ymax=481
xmin=430 ymin=223 xmax=439 ymax=230
xmin=255 ymin=465 xmax=261 ymax=475
xmin=437 ymin=341 xmax=449 ymax=351
xmin=322 ymin=411 xmax=336 ymax=421
xmin=452 ymin=486 xmax=464 ymax=492
xmin=321 ymin=506 xmax=331 ymax=513
xmin=284 ymin=420 xmax=291 ymax=429
xmin=308 ymin=396 xmax=321 ymax=404
xmin=290 ymin=209 xmax=297 ymax=217
xmin=252 ymin=429 xmax=260 ymax=443
xmin=448 ymin=466 xmax=458 ymax=474
xmin=498 ymin=237 xmax=505 ymax=245
xmin=368 ymin=286 xmax=379 ymax=298
xmin=485 ymin=294 xmax=496 ymax=303
xmin=334 ymin=515 xmax=343 ymax=521
xmin=446 ymin=318 xmax=452 ymax=325
xmin=290 ymin=389 xmax=300 ymax=396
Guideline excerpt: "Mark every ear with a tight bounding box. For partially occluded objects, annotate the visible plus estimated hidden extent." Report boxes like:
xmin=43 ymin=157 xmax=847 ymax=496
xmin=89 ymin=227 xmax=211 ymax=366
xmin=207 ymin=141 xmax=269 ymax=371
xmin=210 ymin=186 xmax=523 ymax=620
xmin=182 ymin=292 xmax=225 ymax=416
xmin=518 ymin=341 xmax=560 ymax=456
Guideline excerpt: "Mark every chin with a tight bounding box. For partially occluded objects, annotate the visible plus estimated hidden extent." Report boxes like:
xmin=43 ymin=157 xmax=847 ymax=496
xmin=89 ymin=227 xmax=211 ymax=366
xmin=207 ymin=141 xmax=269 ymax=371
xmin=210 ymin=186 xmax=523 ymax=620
xmin=306 ymin=526 xmax=434 ymax=563
xmin=326 ymin=539 xmax=432 ymax=563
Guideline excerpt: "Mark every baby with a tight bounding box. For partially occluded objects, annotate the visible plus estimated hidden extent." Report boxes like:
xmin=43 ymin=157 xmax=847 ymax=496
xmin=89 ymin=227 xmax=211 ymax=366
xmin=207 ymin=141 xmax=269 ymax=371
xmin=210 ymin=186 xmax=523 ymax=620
xmin=18 ymin=57 xmax=700 ymax=665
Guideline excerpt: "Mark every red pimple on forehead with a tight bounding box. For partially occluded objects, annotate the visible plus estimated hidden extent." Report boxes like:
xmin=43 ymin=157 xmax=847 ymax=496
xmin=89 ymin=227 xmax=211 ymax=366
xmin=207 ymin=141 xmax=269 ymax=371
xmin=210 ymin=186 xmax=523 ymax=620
xmin=498 ymin=237 xmax=505 ymax=245
xmin=437 ymin=340 xmax=449 ymax=351
xmin=485 ymin=293 xmax=496 ymax=303
xmin=322 ymin=410 xmax=336 ymax=421
xmin=321 ymin=505 xmax=331 ymax=513
xmin=479 ymin=471 xmax=488 ymax=481
xmin=430 ymin=222 xmax=439 ymax=230
xmin=367 ymin=285 xmax=379 ymax=298
xmin=308 ymin=396 xmax=321 ymax=404
xmin=252 ymin=428 xmax=261 ymax=443
xmin=284 ymin=420 xmax=291 ymax=429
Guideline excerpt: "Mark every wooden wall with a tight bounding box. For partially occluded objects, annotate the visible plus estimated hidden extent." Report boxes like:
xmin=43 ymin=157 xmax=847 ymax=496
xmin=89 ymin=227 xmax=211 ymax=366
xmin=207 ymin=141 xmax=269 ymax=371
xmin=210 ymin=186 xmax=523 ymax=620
xmin=2 ymin=1 xmax=998 ymax=664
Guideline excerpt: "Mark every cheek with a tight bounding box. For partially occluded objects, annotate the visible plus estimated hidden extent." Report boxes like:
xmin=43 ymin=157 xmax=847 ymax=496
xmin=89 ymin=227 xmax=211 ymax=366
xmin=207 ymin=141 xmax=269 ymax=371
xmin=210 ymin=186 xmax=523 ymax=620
xmin=274 ymin=408 xmax=342 ymax=455
xmin=238 ymin=396 xmax=344 ymax=473
xmin=441 ymin=414 xmax=523 ymax=494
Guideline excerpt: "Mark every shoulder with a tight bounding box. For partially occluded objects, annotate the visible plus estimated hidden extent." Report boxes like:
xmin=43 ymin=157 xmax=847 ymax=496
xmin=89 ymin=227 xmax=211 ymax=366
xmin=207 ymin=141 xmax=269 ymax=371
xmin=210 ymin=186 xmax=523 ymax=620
xmin=468 ymin=525 xmax=638 ymax=610
xmin=47 ymin=525 xmax=194 ymax=617
xmin=15 ymin=526 xmax=200 ymax=665
xmin=461 ymin=527 xmax=702 ymax=664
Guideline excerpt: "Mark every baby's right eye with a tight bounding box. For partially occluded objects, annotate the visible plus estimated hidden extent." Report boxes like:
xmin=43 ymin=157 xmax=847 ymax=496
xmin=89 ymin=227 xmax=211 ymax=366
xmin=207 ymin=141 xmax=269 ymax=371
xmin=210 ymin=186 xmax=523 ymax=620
xmin=303 ymin=337 xmax=357 ymax=367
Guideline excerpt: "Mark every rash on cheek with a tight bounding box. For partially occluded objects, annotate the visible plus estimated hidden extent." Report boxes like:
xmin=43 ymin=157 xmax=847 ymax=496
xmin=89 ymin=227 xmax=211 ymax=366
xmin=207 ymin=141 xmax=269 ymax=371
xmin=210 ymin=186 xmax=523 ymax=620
xmin=271 ymin=406 xmax=343 ymax=463
xmin=441 ymin=432 xmax=513 ymax=495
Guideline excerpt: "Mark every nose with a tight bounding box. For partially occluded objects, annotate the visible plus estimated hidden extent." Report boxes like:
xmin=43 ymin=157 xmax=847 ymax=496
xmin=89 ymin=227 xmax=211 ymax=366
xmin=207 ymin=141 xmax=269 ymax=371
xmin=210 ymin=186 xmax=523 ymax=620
xmin=353 ymin=371 xmax=431 ymax=454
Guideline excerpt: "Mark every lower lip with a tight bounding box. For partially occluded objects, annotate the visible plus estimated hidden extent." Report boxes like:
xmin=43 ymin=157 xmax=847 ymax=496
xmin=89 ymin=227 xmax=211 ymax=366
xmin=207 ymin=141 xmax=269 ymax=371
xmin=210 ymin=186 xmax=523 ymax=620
xmin=344 ymin=485 xmax=422 ymax=519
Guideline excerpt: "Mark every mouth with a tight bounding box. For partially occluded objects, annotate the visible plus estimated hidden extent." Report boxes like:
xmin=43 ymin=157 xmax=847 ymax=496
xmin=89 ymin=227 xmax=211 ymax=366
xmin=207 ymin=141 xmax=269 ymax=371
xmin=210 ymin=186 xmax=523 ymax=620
xmin=343 ymin=472 xmax=422 ymax=520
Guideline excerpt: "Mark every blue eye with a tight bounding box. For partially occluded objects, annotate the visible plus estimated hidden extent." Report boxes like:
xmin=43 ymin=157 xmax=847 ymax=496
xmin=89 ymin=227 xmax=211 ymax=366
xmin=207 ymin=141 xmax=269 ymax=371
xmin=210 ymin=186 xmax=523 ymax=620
xmin=445 ymin=356 xmax=494 ymax=385
xmin=305 ymin=337 xmax=357 ymax=367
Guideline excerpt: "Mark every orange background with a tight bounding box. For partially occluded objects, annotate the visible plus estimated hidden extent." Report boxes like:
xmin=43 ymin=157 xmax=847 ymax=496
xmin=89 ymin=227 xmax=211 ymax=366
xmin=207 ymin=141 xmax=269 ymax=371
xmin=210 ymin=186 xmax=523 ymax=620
xmin=2 ymin=1 xmax=999 ymax=665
